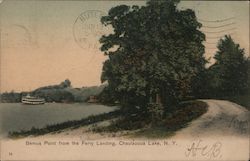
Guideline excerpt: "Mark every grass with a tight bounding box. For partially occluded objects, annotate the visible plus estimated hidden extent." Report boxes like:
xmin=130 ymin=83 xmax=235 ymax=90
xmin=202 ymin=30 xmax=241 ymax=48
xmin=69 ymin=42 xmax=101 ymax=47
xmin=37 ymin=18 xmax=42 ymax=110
xmin=131 ymin=127 xmax=176 ymax=138
xmin=8 ymin=110 xmax=121 ymax=138
xmin=8 ymin=101 xmax=208 ymax=139
xmin=132 ymin=101 xmax=208 ymax=138
xmin=93 ymin=101 xmax=208 ymax=138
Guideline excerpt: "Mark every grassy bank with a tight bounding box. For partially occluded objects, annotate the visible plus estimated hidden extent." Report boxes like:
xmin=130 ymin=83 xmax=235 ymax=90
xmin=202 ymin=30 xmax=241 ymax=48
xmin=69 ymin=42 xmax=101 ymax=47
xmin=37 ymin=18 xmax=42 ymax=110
xmin=133 ymin=101 xmax=208 ymax=138
xmin=92 ymin=101 xmax=208 ymax=138
xmin=8 ymin=110 xmax=121 ymax=138
xmin=9 ymin=101 xmax=208 ymax=139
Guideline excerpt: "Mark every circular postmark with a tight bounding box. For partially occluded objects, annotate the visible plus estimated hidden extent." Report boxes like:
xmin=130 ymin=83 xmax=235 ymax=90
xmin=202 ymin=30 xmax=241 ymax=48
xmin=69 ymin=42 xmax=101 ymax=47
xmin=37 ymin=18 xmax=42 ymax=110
xmin=73 ymin=10 xmax=108 ymax=51
xmin=2 ymin=24 xmax=32 ymax=48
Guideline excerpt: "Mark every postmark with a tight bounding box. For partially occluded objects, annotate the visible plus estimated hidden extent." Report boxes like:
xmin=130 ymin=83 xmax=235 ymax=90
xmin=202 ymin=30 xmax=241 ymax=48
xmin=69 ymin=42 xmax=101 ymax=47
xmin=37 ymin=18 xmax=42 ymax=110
xmin=2 ymin=24 xmax=32 ymax=48
xmin=73 ymin=10 xmax=108 ymax=52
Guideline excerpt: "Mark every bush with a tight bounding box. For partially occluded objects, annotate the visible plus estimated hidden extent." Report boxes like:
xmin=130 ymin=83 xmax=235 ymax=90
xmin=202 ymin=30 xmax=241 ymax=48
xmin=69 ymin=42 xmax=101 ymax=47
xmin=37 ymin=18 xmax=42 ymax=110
xmin=147 ymin=103 xmax=164 ymax=125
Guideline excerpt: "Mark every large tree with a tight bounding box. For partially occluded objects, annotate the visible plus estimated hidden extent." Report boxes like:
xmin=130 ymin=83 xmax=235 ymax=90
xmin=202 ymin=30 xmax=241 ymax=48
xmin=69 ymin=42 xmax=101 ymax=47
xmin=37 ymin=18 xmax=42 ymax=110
xmin=209 ymin=35 xmax=249 ymax=96
xmin=100 ymin=0 xmax=206 ymax=111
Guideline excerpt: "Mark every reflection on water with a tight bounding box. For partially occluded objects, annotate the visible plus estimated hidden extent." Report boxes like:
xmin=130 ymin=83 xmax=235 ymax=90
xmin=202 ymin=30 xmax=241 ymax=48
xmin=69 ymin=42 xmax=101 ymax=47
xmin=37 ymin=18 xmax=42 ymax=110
xmin=0 ymin=103 xmax=116 ymax=136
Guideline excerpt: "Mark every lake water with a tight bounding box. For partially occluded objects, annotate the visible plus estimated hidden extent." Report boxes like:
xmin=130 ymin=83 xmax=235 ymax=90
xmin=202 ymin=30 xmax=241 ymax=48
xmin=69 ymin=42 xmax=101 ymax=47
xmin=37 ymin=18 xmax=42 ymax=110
xmin=0 ymin=103 xmax=117 ymax=137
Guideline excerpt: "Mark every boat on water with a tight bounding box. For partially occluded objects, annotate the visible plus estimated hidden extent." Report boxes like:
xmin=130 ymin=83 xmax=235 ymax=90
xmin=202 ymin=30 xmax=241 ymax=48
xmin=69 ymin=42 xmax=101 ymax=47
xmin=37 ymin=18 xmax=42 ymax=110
xmin=21 ymin=94 xmax=45 ymax=105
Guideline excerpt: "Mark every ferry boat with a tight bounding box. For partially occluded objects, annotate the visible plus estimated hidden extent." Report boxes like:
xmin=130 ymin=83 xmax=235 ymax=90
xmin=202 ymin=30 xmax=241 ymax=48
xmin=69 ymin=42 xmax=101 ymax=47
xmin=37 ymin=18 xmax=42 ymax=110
xmin=21 ymin=94 xmax=45 ymax=105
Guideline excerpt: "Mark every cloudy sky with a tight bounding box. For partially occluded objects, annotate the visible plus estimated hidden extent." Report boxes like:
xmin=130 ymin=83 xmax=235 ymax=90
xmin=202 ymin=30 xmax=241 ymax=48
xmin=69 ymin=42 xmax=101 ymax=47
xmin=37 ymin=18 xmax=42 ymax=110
xmin=0 ymin=0 xmax=249 ymax=92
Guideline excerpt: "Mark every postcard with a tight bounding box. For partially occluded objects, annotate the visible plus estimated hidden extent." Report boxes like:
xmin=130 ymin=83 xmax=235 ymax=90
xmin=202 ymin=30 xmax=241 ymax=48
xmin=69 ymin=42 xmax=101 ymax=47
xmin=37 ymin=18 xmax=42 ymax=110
xmin=0 ymin=0 xmax=249 ymax=160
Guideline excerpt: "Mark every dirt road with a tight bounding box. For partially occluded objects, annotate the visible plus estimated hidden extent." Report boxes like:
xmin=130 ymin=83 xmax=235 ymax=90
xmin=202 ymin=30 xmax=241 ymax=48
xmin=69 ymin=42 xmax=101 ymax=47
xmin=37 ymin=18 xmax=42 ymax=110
xmin=173 ymin=99 xmax=249 ymax=138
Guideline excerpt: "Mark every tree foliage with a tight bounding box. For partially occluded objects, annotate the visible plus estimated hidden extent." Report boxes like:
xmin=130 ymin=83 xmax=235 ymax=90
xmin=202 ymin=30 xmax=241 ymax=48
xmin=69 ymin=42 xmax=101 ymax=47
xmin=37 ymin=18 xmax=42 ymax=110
xmin=208 ymin=35 xmax=249 ymax=96
xmin=100 ymin=0 xmax=206 ymax=110
xmin=1 ymin=91 xmax=21 ymax=103
xmin=60 ymin=79 xmax=71 ymax=88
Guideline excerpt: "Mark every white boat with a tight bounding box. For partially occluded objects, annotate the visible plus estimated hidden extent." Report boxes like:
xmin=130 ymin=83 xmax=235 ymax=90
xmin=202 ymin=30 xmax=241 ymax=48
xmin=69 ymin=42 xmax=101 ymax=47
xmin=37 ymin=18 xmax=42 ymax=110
xmin=21 ymin=94 xmax=45 ymax=105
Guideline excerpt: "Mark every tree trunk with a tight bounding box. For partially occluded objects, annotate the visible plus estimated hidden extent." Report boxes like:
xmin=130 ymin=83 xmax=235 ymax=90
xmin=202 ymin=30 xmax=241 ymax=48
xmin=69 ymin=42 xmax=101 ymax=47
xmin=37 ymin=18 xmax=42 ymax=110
xmin=156 ymin=93 xmax=162 ymax=105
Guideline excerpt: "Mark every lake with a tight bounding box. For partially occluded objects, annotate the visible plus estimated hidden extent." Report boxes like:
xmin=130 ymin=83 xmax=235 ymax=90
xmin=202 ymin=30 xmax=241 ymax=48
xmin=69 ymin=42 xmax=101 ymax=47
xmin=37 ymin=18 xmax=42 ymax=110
xmin=0 ymin=103 xmax=117 ymax=137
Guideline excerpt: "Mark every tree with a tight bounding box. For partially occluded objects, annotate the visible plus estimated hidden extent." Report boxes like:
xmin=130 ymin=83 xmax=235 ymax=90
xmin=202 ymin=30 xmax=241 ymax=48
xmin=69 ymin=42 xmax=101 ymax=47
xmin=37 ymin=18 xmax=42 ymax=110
xmin=209 ymin=35 xmax=249 ymax=96
xmin=60 ymin=79 xmax=71 ymax=88
xmin=247 ymin=58 xmax=250 ymax=93
xmin=98 ymin=86 xmax=118 ymax=105
xmin=1 ymin=91 xmax=21 ymax=103
xmin=100 ymin=0 xmax=206 ymax=112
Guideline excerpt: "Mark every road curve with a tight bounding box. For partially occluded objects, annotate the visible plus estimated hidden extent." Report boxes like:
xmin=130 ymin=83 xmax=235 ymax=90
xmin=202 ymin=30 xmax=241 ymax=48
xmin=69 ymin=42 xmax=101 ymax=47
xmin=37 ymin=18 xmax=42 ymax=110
xmin=173 ymin=99 xmax=250 ymax=138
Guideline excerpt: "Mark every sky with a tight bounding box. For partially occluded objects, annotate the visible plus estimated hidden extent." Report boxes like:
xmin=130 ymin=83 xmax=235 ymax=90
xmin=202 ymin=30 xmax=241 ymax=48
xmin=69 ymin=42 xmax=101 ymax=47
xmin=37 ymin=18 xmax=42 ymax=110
xmin=0 ymin=0 xmax=249 ymax=92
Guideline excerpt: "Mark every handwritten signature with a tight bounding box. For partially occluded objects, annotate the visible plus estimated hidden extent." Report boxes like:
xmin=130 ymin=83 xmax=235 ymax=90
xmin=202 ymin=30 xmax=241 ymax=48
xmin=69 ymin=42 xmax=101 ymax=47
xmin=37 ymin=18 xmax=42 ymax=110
xmin=185 ymin=139 xmax=222 ymax=159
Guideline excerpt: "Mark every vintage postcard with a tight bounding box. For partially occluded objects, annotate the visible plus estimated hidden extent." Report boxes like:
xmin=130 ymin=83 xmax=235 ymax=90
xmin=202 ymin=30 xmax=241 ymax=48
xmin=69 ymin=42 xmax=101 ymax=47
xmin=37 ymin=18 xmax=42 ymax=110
xmin=0 ymin=0 xmax=249 ymax=160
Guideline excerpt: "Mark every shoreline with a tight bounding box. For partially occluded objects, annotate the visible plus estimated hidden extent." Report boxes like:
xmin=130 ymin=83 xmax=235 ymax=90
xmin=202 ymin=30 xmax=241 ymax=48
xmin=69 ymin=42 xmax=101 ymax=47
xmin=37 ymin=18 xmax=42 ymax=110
xmin=5 ymin=100 xmax=249 ymax=140
xmin=7 ymin=101 xmax=208 ymax=139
